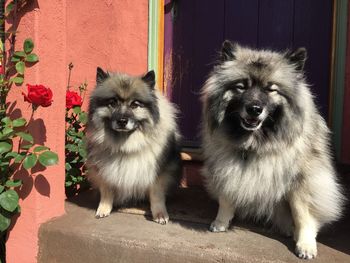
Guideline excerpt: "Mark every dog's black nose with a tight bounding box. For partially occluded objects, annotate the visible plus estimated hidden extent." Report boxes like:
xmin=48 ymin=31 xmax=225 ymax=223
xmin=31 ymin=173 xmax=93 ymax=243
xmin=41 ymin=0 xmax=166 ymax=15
xmin=117 ymin=118 xmax=128 ymax=127
xmin=246 ymin=104 xmax=263 ymax=117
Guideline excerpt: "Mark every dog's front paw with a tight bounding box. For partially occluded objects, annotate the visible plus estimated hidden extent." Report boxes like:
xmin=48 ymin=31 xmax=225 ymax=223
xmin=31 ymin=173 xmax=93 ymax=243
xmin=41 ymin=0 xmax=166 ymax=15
xmin=209 ymin=220 xmax=229 ymax=232
xmin=95 ymin=203 xmax=112 ymax=219
xmin=295 ymin=241 xmax=317 ymax=259
xmin=153 ymin=211 xmax=169 ymax=225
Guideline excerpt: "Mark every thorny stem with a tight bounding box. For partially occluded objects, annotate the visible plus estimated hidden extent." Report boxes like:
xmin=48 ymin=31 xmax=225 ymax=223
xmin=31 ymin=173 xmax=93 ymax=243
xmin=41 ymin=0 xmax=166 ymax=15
xmin=0 ymin=0 xmax=5 ymax=120
xmin=0 ymin=0 xmax=19 ymax=120
xmin=17 ymin=107 xmax=35 ymax=152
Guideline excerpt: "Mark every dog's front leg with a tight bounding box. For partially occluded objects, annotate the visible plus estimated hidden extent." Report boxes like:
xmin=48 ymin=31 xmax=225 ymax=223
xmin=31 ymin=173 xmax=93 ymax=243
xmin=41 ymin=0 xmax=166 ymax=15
xmin=149 ymin=176 xmax=170 ymax=225
xmin=209 ymin=196 xmax=235 ymax=232
xmin=96 ymin=184 xmax=114 ymax=218
xmin=289 ymin=193 xmax=318 ymax=259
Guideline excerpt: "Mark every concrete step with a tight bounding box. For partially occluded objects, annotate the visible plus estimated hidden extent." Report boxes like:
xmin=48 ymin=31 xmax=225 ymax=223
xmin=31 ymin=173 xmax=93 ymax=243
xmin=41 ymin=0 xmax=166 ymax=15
xmin=38 ymin=187 xmax=350 ymax=263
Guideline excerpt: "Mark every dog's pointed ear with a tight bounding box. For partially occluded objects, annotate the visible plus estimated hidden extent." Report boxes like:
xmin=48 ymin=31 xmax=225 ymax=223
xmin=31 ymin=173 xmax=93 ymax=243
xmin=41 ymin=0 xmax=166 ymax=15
xmin=285 ymin=48 xmax=307 ymax=71
xmin=221 ymin=40 xmax=237 ymax=61
xmin=96 ymin=67 xmax=109 ymax=84
xmin=142 ymin=70 xmax=156 ymax=89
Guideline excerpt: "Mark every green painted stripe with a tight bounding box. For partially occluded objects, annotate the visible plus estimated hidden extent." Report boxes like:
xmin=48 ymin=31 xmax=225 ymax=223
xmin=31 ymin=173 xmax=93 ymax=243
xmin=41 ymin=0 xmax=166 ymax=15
xmin=148 ymin=0 xmax=159 ymax=73
xmin=332 ymin=0 xmax=348 ymax=160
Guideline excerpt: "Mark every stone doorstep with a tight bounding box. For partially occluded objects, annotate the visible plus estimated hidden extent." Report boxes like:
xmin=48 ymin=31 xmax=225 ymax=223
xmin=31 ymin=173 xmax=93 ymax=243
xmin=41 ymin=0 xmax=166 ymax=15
xmin=38 ymin=188 xmax=350 ymax=263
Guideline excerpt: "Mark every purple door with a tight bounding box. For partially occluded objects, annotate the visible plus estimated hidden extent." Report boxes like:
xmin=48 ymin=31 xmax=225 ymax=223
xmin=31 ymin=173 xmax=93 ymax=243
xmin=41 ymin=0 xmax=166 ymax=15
xmin=165 ymin=0 xmax=333 ymax=146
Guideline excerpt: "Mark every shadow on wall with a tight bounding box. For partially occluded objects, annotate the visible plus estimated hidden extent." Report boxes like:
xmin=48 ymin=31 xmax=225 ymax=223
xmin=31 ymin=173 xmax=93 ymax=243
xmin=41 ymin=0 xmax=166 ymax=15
xmin=7 ymin=101 xmax=51 ymax=198
xmin=5 ymin=0 xmax=39 ymax=35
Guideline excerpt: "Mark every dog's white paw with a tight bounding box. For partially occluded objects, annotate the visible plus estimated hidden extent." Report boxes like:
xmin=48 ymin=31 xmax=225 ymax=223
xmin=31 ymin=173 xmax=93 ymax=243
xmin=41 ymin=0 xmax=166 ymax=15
xmin=152 ymin=210 xmax=169 ymax=225
xmin=209 ymin=220 xmax=228 ymax=232
xmin=295 ymin=241 xmax=317 ymax=259
xmin=95 ymin=203 xmax=112 ymax=219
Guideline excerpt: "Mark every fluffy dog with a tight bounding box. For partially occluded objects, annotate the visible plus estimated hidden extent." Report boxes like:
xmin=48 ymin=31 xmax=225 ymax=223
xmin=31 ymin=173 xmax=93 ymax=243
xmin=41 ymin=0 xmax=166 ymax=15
xmin=86 ymin=68 xmax=181 ymax=224
xmin=201 ymin=40 xmax=345 ymax=259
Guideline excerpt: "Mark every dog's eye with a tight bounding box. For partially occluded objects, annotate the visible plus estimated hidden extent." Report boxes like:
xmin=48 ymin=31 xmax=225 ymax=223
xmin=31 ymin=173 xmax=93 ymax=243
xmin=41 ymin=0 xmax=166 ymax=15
xmin=266 ymin=84 xmax=279 ymax=92
xmin=130 ymin=100 xmax=144 ymax=109
xmin=107 ymin=98 xmax=118 ymax=107
xmin=234 ymin=82 xmax=246 ymax=92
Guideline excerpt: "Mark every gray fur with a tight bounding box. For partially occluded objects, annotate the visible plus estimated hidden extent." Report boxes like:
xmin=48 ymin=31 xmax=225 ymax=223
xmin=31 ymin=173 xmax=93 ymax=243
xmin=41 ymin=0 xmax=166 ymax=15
xmin=201 ymin=41 xmax=345 ymax=259
xmin=87 ymin=69 xmax=181 ymax=224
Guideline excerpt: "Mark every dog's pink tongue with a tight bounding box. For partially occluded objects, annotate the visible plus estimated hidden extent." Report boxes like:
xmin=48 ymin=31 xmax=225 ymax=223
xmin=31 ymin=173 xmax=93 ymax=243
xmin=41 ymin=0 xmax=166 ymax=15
xmin=246 ymin=118 xmax=259 ymax=125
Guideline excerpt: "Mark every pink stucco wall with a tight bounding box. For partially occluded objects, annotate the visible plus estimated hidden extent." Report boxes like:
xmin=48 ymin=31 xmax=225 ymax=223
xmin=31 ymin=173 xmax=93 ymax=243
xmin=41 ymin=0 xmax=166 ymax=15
xmin=5 ymin=1 xmax=148 ymax=263
xmin=66 ymin=0 xmax=148 ymax=99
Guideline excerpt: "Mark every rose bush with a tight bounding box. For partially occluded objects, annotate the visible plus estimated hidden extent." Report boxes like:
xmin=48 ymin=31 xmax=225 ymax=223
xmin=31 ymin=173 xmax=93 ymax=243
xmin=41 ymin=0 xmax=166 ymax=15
xmin=22 ymin=84 xmax=53 ymax=108
xmin=65 ymin=65 xmax=88 ymax=196
xmin=0 ymin=1 xmax=59 ymax=261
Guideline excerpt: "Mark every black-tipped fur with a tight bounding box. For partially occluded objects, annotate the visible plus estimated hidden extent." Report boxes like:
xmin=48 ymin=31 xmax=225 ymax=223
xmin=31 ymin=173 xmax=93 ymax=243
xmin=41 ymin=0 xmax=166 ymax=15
xmin=96 ymin=67 xmax=109 ymax=84
xmin=285 ymin=48 xmax=307 ymax=71
xmin=221 ymin=40 xmax=237 ymax=61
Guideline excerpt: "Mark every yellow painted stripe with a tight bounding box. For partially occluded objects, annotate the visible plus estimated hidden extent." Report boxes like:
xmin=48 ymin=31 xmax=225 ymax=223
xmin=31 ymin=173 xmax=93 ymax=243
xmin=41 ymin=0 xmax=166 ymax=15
xmin=157 ymin=0 xmax=164 ymax=93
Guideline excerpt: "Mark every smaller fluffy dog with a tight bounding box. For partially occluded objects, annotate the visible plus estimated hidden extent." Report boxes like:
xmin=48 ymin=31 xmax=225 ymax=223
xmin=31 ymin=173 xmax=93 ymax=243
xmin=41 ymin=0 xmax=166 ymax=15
xmin=201 ymin=41 xmax=345 ymax=259
xmin=86 ymin=68 xmax=181 ymax=224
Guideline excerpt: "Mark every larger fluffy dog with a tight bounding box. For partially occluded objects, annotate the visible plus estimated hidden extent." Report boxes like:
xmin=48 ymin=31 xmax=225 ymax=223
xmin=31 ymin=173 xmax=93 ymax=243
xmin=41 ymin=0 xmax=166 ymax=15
xmin=87 ymin=68 xmax=181 ymax=224
xmin=201 ymin=41 xmax=345 ymax=259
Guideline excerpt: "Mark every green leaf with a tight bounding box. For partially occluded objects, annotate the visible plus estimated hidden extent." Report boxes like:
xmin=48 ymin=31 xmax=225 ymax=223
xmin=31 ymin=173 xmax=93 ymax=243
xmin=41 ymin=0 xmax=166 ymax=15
xmin=73 ymin=106 xmax=81 ymax=114
xmin=14 ymin=153 xmax=25 ymax=163
xmin=1 ymin=127 xmax=14 ymax=137
xmin=23 ymin=153 xmax=37 ymax=170
xmin=13 ymin=51 xmax=26 ymax=58
xmin=38 ymin=151 xmax=58 ymax=166
xmin=5 ymin=180 xmax=22 ymax=188
xmin=65 ymin=181 xmax=73 ymax=187
xmin=65 ymin=144 xmax=78 ymax=152
xmin=0 ymin=212 xmax=11 ymax=232
xmin=11 ymin=76 xmax=24 ymax=84
xmin=4 ymin=151 xmax=19 ymax=159
xmin=0 ymin=161 xmax=9 ymax=167
xmin=0 ymin=189 xmax=19 ymax=212
xmin=1 ymin=117 xmax=11 ymax=126
xmin=11 ymin=56 xmax=21 ymax=62
xmin=5 ymin=1 xmax=14 ymax=14
xmin=0 ymin=142 xmax=12 ymax=154
xmin=79 ymin=112 xmax=87 ymax=124
xmin=12 ymin=118 xmax=27 ymax=127
xmin=65 ymin=163 xmax=72 ymax=171
xmin=79 ymin=147 xmax=87 ymax=159
xmin=20 ymin=143 xmax=33 ymax=150
xmin=33 ymin=145 xmax=49 ymax=153
xmin=23 ymin=38 xmax=34 ymax=54
xmin=0 ymin=185 xmax=4 ymax=193
xmin=16 ymin=132 xmax=34 ymax=143
xmin=25 ymin=53 xmax=39 ymax=63
xmin=15 ymin=61 xmax=25 ymax=74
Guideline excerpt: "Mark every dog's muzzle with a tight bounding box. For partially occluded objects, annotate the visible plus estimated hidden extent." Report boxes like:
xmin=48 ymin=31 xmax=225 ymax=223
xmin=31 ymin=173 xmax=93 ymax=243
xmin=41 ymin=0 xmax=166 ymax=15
xmin=111 ymin=117 xmax=137 ymax=132
xmin=240 ymin=102 xmax=266 ymax=131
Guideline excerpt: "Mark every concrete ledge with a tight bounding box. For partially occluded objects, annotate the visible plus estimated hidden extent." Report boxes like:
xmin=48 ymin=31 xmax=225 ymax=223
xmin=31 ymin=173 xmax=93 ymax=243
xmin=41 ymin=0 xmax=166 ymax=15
xmin=38 ymin=188 xmax=350 ymax=263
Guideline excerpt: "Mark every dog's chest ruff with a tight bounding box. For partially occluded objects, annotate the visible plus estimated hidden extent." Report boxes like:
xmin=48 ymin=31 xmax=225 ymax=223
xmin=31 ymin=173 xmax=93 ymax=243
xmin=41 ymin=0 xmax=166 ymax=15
xmin=98 ymin=149 xmax=159 ymax=201
xmin=206 ymin=149 xmax=299 ymax=217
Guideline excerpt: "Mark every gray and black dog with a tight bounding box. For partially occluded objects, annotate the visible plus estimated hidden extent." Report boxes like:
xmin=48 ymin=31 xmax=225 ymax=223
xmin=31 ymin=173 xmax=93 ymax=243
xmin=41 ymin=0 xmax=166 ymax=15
xmin=86 ymin=68 xmax=181 ymax=224
xmin=201 ymin=40 xmax=345 ymax=259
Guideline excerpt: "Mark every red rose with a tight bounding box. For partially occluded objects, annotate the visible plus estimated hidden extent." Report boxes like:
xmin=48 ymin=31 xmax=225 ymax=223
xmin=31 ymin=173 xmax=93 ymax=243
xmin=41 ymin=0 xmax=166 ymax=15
xmin=22 ymin=84 xmax=53 ymax=108
xmin=0 ymin=65 xmax=4 ymax=75
xmin=66 ymin=91 xmax=82 ymax=109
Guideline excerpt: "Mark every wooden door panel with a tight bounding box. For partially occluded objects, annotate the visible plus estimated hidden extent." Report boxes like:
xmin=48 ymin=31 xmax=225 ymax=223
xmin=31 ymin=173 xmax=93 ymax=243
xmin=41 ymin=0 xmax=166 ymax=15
xmin=293 ymin=0 xmax=333 ymax=117
xmin=258 ymin=0 xmax=294 ymax=50
xmin=225 ymin=0 xmax=259 ymax=47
